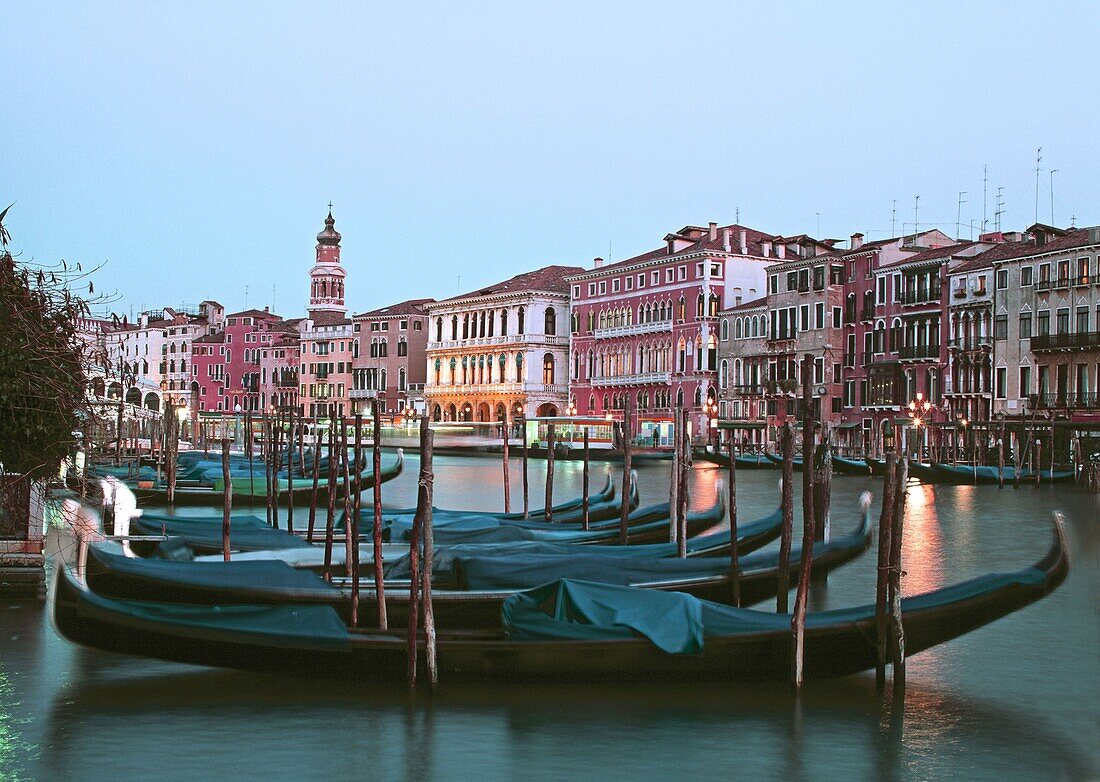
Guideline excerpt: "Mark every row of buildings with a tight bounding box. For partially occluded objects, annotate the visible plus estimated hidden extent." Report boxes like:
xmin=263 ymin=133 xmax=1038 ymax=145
xmin=83 ymin=211 xmax=1100 ymax=454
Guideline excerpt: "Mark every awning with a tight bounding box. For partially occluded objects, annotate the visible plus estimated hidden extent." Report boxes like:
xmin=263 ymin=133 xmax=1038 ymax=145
xmin=834 ymin=422 xmax=861 ymax=430
xmin=717 ymin=421 xmax=766 ymax=430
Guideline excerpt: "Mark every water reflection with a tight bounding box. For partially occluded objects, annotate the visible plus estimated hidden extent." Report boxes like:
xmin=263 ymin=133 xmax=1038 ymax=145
xmin=4 ymin=458 xmax=1098 ymax=781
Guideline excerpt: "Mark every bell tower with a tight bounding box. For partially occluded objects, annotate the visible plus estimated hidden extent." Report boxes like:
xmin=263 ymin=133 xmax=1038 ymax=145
xmin=308 ymin=206 xmax=346 ymax=315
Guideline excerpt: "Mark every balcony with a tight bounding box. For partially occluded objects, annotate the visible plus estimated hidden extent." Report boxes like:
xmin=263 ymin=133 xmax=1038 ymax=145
xmin=1030 ymin=331 xmax=1100 ymax=351
xmin=1035 ymin=278 xmax=1069 ymax=291
xmin=729 ymin=384 xmax=763 ymax=396
xmin=591 ymin=371 xmax=671 ymax=387
xmin=425 ymin=381 xmax=524 ymax=397
xmin=897 ymin=344 xmax=941 ymax=360
xmin=349 ymin=388 xmax=380 ymax=400
xmin=861 ymin=307 xmax=875 ymax=322
xmin=1029 ymin=393 xmax=1100 ymax=410
xmin=948 ymin=337 xmax=992 ymax=352
xmin=901 ymin=289 xmax=940 ymax=305
xmin=429 ymin=334 xmax=568 ymax=350
xmin=593 ymin=318 xmax=672 ymax=340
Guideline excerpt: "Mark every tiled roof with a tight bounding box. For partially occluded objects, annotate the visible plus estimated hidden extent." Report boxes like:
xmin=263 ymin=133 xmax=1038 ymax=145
xmin=193 ymin=332 xmax=226 ymax=344
xmin=354 ymin=297 xmax=436 ymax=319
xmin=306 ymin=310 xmax=351 ymax=327
xmin=877 ymin=241 xmax=975 ymax=269
xmin=568 ymin=224 xmax=785 ymax=278
xmin=981 ymin=228 xmax=1098 ymax=264
xmin=721 ymin=295 xmax=768 ymax=313
xmin=227 ymin=308 xmax=281 ymax=319
xmin=436 ymin=265 xmax=584 ymax=305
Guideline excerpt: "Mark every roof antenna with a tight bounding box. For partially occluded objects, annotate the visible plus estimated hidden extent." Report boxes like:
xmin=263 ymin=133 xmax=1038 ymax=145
xmin=815 ymin=212 xmax=821 ymax=237
xmin=457 ymin=275 xmax=461 ymax=293
xmin=1050 ymin=169 xmax=1059 ymax=225
xmin=1034 ymin=147 xmax=1043 ymax=225
xmin=956 ymin=192 xmax=967 ymax=241
xmin=913 ymin=195 xmax=920 ymax=240
xmin=272 ymin=283 xmax=276 ymax=314
xmin=982 ymin=164 xmax=988 ymax=233
xmin=891 ymin=200 xmax=897 ymax=237
xmin=994 ymin=187 xmax=1005 ymax=233
xmin=244 ymin=284 xmax=249 ymax=309
xmin=735 ymin=206 xmax=740 ymax=225
xmin=608 ymin=239 xmax=612 ymax=263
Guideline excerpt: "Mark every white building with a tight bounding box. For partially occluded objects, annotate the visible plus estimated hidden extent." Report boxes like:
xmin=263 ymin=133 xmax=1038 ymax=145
xmin=423 ymin=265 xmax=582 ymax=422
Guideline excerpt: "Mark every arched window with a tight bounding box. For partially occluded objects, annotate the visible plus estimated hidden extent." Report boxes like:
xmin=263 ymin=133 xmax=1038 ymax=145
xmin=735 ymin=318 xmax=743 ymax=339
xmin=677 ymin=338 xmax=686 ymax=373
xmin=719 ymin=359 xmax=728 ymax=389
xmin=697 ymin=293 xmax=705 ymax=317
xmin=542 ymin=353 xmax=554 ymax=385
xmin=678 ymin=297 xmax=686 ymax=321
xmin=517 ymin=307 xmax=526 ymax=334
xmin=720 ymin=319 xmax=729 ymax=341
xmin=451 ymin=316 xmax=458 ymax=340
xmin=500 ymin=308 xmax=508 ymax=336
xmin=707 ymin=334 xmax=717 ymax=371
xmin=544 ymin=307 xmax=556 ymax=335
xmin=462 ymin=313 xmax=470 ymax=340
xmin=709 ymin=294 xmax=719 ymax=317
xmin=435 ymin=317 xmax=443 ymax=342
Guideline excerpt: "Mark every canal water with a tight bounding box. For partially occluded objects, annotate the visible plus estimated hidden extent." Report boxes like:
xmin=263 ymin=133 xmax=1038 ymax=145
xmin=1 ymin=454 xmax=1096 ymax=781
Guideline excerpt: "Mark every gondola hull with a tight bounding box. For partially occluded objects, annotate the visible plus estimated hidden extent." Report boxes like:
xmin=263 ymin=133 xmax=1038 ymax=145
xmin=51 ymin=517 xmax=1068 ymax=681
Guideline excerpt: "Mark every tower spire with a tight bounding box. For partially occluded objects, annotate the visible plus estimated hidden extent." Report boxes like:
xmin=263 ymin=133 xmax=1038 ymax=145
xmin=308 ymin=208 xmax=346 ymax=315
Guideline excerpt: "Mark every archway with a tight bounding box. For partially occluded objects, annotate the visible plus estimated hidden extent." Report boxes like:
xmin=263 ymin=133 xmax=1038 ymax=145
xmin=108 ymin=381 xmax=122 ymax=400
xmin=476 ymin=402 xmax=491 ymax=422
xmin=495 ymin=403 xmax=507 ymax=421
xmin=125 ymin=387 xmax=142 ymax=405
xmin=90 ymin=377 xmax=105 ymax=397
xmin=431 ymin=404 xmax=442 ymax=422
xmin=144 ymin=392 xmax=160 ymax=411
xmin=446 ymin=403 xmax=456 ymax=421
xmin=536 ymin=403 xmax=558 ymax=417
xmin=460 ymin=403 xmax=473 ymax=422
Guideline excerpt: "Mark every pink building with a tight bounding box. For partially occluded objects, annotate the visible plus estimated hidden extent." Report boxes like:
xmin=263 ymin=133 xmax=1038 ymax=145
xmin=351 ymin=298 xmax=433 ymax=416
xmin=567 ymin=222 xmax=775 ymax=439
xmin=259 ymin=327 xmax=301 ymax=413
xmin=190 ymin=307 xmax=287 ymax=413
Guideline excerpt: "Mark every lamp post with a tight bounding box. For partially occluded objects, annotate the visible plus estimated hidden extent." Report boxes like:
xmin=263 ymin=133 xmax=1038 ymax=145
xmin=907 ymin=391 xmax=932 ymax=460
xmin=702 ymin=397 xmax=718 ymax=448
xmin=567 ymin=402 xmax=577 ymax=443
xmin=234 ymin=403 xmax=243 ymax=451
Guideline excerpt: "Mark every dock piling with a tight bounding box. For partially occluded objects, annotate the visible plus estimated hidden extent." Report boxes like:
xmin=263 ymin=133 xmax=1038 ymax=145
xmin=619 ymin=401 xmax=632 ymax=545
xmin=220 ymin=438 xmax=232 ymax=561
xmin=372 ymin=400 xmax=387 ymax=629
xmin=776 ymin=422 xmax=795 ymax=613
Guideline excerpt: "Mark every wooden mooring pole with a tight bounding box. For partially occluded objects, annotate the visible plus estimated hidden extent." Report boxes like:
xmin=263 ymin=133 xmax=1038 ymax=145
xmin=776 ymin=422 xmax=795 ymax=613
xmin=286 ymin=407 xmax=295 ymax=534
xmin=372 ymin=400 xmax=387 ymax=629
xmin=349 ymin=414 xmax=363 ymax=628
xmin=669 ymin=409 xmax=680 ymax=545
xmin=889 ymin=456 xmax=909 ymax=694
xmin=727 ymin=430 xmax=740 ymax=607
xmin=220 ymin=438 xmax=232 ymax=562
xmin=581 ymin=428 xmax=590 ymax=531
xmin=544 ymin=423 xmax=556 ymax=523
xmin=322 ymin=415 xmax=337 ymax=582
xmin=998 ymin=421 xmax=1005 ymax=489
xmin=420 ymin=417 xmax=438 ymax=690
xmin=340 ymin=417 xmax=352 ymax=580
xmin=501 ymin=418 xmax=511 ymax=513
xmin=307 ymin=421 xmax=321 ymax=543
xmin=619 ymin=401 xmax=632 ymax=545
xmin=521 ymin=419 xmax=529 ymax=519
xmin=875 ymin=453 xmax=898 ymax=690
xmin=676 ymin=406 xmax=690 ymax=558
xmin=791 ymin=357 xmax=817 ymax=690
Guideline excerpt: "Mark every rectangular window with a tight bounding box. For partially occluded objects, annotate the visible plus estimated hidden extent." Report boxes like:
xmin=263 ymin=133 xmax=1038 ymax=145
xmin=892 ymin=273 xmax=901 ymax=302
xmin=769 ymin=275 xmax=778 ymax=294
xmin=652 ymin=271 xmax=660 ymax=285
xmin=1020 ymin=266 xmax=1033 ymax=286
xmin=1077 ymin=257 xmax=1090 ymax=285
xmin=877 ymin=276 xmax=886 ymax=305
xmin=612 ymin=278 xmax=620 ymax=293
xmin=798 ymin=269 xmax=809 ymax=292
xmin=799 ymin=305 xmax=809 ymax=331
xmin=678 ymin=266 xmax=687 ymax=281
xmin=637 ymin=274 xmax=645 ymax=288
xmin=1037 ymin=311 xmax=1050 ymax=336
xmin=813 ymin=357 xmax=824 ymax=384
xmin=1038 ymin=263 xmax=1051 ymax=283
xmin=832 ymin=306 xmax=842 ymax=329
xmin=598 ymin=281 xmax=606 ymax=295
xmin=994 ymin=315 xmax=1008 ymax=340
xmin=572 ymin=285 xmax=580 ymax=298
xmin=1056 ymin=308 xmax=1070 ymax=334
xmin=1019 ymin=312 xmax=1032 ymax=339
xmin=813 ymin=266 xmax=825 ymax=290
xmin=665 ymin=269 xmax=674 ymax=283
xmin=711 ymin=263 xmax=721 ymax=277
xmin=1019 ymin=365 xmax=1031 ymax=397
xmin=815 ymin=302 xmax=825 ymax=329
xmin=625 ymin=277 xmax=633 ymax=291
xmin=1077 ymin=306 xmax=1089 ymax=334
xmin=697 ymin=263 xmax=704 ymax=277
xmin=787 ymin=271 xmax=798 ymax=291
xmin=996 ymin=269 xmax=1008 ymax=289
xmin=588 ymin=283 xmax=596 ymax=296
xmin=995 ymin=367 xmax=1007 ymax=399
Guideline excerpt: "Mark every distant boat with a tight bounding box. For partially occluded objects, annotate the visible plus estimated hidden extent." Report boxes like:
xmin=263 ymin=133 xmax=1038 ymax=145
xmin=831 ymin=455 xmax=872 ymax=476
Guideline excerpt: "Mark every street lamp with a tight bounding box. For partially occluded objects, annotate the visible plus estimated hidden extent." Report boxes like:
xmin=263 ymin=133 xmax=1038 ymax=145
xmin=234 ymin=403 xmax=243 ymax=450
xmin=907 ymin=392 xmax=933 ymax=459
xmin=702 ymin=397 xmax=718 ymax=447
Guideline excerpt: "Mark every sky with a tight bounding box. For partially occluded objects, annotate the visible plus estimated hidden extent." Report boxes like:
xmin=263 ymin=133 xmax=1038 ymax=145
xmin=3 ymin=1 xmax=1097 ymax=319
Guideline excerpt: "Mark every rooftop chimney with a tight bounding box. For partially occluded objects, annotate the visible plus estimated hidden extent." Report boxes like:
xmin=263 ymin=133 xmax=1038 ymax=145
xmin=1090 ymin=226 xmax=1100 ymax=245
xmin=722 ymin=228 xmax=731 ymax=252
xmin=739 ymin=229 xmax=748 ymax=255
xmin=850 ymin=232 xmax=864 ymax=251
xmin=776 ymin=244 xmax=786 ymax=259
xmin=762 ymin=240 xmax=772 ymax=257
xmin=708 ymin=222 xmax=718 ymax=241
xmin=593 ymin=257 xmax=604 ymax=269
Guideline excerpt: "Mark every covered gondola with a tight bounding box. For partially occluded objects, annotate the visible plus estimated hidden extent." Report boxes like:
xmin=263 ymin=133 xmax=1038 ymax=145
xmin=928 ymin=463 xmax=1076 ymax=485
xmin=51 ymin=515 xmax=1068 ymax=681
xmin=831 ymin=455 xmax=872 ymax=476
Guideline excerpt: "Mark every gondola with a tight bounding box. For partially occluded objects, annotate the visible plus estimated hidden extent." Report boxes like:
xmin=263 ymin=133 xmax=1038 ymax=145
xmin=928 ymin=463 xmax=1076 ymax=485
xmin=866 ymin=457 xmax=888 ymax=476
xmin=128 ymin=451 xmax=403 ymax=507
xmin=906 ymin=462 xmax=939 ymax=483
xmin=51 ymin=514 xmax=1068 ymax=681
xmin=831 ymin=455 xmax=872 ymax=476
xmin=764 ymin=450 xmax=804 ymax=468
xmin=80 ymin=505 xmax=872 ymax=628
xmin=697 ymin=447 xmax=775 ymax=470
